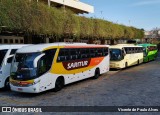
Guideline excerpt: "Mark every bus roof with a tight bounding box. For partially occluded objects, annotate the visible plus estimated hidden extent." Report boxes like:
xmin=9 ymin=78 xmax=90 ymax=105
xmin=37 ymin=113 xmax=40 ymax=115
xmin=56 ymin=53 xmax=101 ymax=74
xmin=110 ymin=44 xmax=142 ymax=49
xmin=138 ymin=43 xmax=157 ymax=47
xmin=0 ymin=44 xmax=30 ymax=50
xmin=17 ymin=43 xmax=109 ymax=53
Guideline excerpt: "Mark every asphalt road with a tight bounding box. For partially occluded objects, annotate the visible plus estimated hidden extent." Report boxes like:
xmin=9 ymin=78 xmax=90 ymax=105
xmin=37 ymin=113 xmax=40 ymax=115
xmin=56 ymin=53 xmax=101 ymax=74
xmin=0 ymin=54 xmax=160 ymax=109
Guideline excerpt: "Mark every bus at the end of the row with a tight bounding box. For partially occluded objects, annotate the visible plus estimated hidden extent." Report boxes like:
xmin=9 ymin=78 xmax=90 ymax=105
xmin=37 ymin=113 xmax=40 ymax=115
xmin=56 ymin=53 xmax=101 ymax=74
xmin=138 ymin=43 xmax=158 ymax=62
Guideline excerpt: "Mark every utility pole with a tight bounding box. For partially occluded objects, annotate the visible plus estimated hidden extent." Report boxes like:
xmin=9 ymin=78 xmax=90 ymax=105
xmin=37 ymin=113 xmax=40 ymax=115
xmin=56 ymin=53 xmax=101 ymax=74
xmin=63 ymin=0 xmax=66 ymax=12
xmin=129 ymin=20 xmax=131 ymax=26
xmin=100 ymin=11 xmax=104 ymax=19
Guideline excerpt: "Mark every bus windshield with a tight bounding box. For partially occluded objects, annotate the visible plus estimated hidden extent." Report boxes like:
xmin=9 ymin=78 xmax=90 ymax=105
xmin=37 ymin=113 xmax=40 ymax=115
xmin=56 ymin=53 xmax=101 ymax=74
xmin=0 ymin=49 xmax=8 ymax=66
xmin=110 ymin=49 xmax=123 ymax=61
xmin=143 ymin=47 xmax=147 ymax=57
xmin=11 ymin=49 xmax=56 ymax=80
xmin=11 ymin=52 xmax=42 ymax=80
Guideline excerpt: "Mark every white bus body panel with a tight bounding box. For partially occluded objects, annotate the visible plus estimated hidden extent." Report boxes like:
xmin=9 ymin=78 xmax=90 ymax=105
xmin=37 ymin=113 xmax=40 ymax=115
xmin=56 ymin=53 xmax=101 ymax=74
xmin=10 ymin=43 xmax=109 ymax=93
xmin=0 ymin=45 xmax=29 ymax=88
xmin=11 ymin=56 xmax=110 ymax=93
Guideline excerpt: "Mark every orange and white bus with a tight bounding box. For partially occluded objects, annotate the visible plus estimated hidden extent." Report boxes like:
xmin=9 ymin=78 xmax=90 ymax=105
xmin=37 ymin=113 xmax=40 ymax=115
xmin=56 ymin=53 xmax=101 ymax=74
xmin=10 ymin=43 xmax=109 ymax=93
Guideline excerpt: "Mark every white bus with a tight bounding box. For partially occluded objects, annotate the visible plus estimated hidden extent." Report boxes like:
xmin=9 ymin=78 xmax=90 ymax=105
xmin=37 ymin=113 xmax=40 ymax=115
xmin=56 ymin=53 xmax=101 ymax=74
xmin=0 ymin=44 xmax=29 ymax=89
xmin=110 ymin=44 xmax=143 ymax=69
xmin=10 ymin=43 xmax=109 ymax=93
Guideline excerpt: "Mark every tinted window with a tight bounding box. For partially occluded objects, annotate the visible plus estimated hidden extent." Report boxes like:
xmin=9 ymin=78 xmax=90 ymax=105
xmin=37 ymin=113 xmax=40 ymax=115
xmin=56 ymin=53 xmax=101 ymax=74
xmin=103 ymin=48 xmax=108 ymax=56
xmin=80 ymin=49 xmax=90 ymax=59
xmin=110 ymin=49 xmax=122 ymax=61
xmin=57 ymin=47 xmax=108 ymax=62
xmin=37 ymin=49 xmax=56 ymax=76
xmin=0 ymin=49 xmax=8 ymax=65
xmin=57 ymin=49 xmax=70 ymax=62
xmin=70 ymin=49 xmax=78 ymax=60
xmin=10 ymin=49 xmax=17 ymax=55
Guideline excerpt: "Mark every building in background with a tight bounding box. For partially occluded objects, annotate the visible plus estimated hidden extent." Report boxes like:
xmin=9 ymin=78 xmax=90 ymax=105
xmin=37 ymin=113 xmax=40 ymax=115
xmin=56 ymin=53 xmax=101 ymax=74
xmin=43 ymin=0 xmax=94 ymax=14
xmin=144 ymin=29 xmax=160 ymax=43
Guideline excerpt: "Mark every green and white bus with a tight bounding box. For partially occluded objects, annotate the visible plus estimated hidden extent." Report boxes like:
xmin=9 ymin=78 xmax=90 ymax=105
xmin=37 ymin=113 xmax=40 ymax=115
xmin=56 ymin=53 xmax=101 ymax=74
xmin=138 ymin=44 xmax=158 ymax=62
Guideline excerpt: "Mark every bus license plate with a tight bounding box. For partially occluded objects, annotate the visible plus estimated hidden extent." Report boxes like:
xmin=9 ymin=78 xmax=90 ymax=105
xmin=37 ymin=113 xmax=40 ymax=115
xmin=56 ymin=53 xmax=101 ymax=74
xmin=18 ymin=88 xmax=23 ymax=91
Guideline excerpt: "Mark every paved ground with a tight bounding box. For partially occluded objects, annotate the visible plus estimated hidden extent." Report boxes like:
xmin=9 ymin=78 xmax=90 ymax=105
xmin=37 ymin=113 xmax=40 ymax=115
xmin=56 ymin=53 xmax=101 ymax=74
xmin=0 ymin=53 xmax=160 ymax=114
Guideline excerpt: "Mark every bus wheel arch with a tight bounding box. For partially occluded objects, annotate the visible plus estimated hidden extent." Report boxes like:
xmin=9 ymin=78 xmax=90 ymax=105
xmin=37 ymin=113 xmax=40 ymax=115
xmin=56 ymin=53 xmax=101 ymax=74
xmin=93 ymin=68 xmax=100 ymax=79
xmin=54 ymin=76 xmax=65 ymax=92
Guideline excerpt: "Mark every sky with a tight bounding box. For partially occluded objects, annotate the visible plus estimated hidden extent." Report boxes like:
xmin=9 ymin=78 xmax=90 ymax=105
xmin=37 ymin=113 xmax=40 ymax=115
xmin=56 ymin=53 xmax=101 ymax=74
xmin=80 ymin=0 xmax=160 ymax=31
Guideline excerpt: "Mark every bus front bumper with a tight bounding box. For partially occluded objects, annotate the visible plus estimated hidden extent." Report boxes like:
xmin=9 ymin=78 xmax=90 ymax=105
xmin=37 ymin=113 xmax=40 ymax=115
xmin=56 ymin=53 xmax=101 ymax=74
xmin=0 ymin=77 xmax=5 ymax=88
xmin=110 ymin=63 xmax=122 ymax=69
xmin=10 ymin=83 xmax=40 ymax=93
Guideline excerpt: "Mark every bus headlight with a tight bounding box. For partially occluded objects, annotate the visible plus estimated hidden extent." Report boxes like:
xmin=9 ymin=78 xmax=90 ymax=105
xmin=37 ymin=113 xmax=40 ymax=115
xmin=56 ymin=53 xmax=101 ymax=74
xmin=32 ymin=79 xmax=41 ymax=85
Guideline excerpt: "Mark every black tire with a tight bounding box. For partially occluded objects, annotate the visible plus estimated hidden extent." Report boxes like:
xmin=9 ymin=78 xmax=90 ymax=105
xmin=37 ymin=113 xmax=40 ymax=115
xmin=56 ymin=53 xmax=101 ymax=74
xmin=54 ymin=77 xmax=64 ymax=92
xmin=93 ymin=68 xmax=100 ymax=79
xmin=125 ymin=62 xmax=128 ymax=68
xmin=5 ymin=78 xmax=10 ymax=90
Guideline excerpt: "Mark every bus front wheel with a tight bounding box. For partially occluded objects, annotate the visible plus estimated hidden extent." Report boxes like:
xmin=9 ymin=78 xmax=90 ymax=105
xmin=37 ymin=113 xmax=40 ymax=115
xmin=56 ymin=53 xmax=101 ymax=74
xmin=54 ymin=77 xmax=64 ymax=92
xmin=93 ymin=68 xmax=100 ymax=79
xmin=5 ymin=78 xmax=10 ymax=90
xmin=125 ymin=62 xmax=128 ymax=68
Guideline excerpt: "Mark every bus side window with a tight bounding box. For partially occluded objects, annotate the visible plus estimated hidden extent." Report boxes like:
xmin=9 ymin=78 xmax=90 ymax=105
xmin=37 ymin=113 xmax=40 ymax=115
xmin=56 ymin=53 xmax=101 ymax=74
xmin=94 ymin=48 xmax=99 ymax=57
xmin=7 ymin=57 xmax=13 ymax=63
xmin=141 ymin=47 xmax=143 ymax=52
xmin=90 ymin=48 xmax=95 ymax=57
xmin=86 ymin=49 xmax=90 ymax=58
xmin=57 ymin=49 xmax=69 ymax=62
xmin=7 ymin=49 xmax=18 ymax=63
xmin=10 ymin=49 xmax=17 ymax=55
xmin=135 ymin=48 xmax=138 ymax=53
xmin=38 ymin=49 xmax=56 ymax=76
xmin=122 ymin=48 xmax=126 ymax=57
xmin=103 ymin=48 xmax=108 ymax=56
xmin=124 ymin=48 xmax=128 ymax=54
xmin=128 ymin=48 xmax=131 ymax=54
xmin=97 ymin=48 xmax=103 ymax=56
xmin=70 ymin=49 xmax=78 ymax=60
xmin=139 ymin=48 xmax=141 ymax=53
xmin=80 ymin=49 xmax=87 ymax=59
xmin=132 ymin=47 xmax=134 ymax=53
xmin=131 ymin=48 xmax=134 ymax=53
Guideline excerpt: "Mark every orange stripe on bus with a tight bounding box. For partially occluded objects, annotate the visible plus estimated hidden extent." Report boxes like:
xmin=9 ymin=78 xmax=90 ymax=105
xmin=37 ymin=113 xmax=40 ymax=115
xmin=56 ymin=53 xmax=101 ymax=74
xmin=89 ymin=57 xmax=104 ymax=66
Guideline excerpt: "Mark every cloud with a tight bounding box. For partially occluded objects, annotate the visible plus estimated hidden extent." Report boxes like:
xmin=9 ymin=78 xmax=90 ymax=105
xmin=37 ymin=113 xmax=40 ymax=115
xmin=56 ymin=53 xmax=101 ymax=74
xmin=131 ymin=0 xmax=160 ymax=6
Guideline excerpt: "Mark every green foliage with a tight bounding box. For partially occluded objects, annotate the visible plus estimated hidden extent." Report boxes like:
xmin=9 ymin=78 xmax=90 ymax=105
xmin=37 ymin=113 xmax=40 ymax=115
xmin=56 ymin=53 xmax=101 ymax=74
xmin=0 ymin=0 xmax=144 ymax=40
